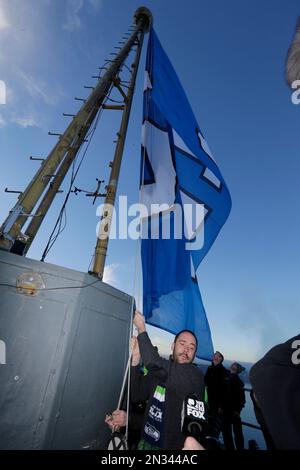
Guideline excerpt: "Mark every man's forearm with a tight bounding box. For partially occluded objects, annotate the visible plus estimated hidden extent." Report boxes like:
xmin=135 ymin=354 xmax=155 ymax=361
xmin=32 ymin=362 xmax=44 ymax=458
xmin=131 ymin=354 xmax=140 ymax=367
xmin=137 ymin=331 xmax=168 ymax=370
xmin=136 ymin=324 xmax=146 ymax=334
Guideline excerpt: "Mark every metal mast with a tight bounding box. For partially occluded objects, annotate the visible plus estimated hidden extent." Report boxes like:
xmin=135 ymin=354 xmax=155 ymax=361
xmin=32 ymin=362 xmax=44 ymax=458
xmin=90 ymin=16 xmax=145 ymax=278
xmin=0 ymin=7 xmax=152 ymax=261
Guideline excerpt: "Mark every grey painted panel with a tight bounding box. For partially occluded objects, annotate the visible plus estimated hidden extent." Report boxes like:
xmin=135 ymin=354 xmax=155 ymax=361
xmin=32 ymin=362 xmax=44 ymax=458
xmin=0 ymin=291 xmax=68 ymax=449
xmin=49 ymin=306 xmax=129 ymax=449
xmin=0 ymin=251 xmax=132 ymax=449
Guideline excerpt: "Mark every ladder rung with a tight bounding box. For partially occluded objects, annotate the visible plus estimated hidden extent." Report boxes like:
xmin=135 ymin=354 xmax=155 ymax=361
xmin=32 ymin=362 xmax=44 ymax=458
xmin=102 ymin=104 xmax=125 ymax=111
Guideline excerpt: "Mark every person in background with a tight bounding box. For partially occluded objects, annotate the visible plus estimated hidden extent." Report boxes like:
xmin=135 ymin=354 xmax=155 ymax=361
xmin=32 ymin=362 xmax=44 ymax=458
xmin=221 ymin=362 xmax=246 ymax=450
xmin=204 ymin=351 xmax=228 ymax=417
xmin=249 ymin=334 xmax=300 ymax=450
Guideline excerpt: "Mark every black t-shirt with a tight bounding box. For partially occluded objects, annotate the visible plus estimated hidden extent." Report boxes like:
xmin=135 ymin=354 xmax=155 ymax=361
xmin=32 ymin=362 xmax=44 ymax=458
xmin=249 ymin=334 xmax=300 ymax=450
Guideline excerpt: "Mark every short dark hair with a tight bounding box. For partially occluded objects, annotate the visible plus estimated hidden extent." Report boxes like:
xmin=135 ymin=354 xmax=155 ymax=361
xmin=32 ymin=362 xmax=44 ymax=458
xmin=174 ymin=330 xmax=198 ymax=350
xmin=215 ymin=351 xmax=224 ymax=362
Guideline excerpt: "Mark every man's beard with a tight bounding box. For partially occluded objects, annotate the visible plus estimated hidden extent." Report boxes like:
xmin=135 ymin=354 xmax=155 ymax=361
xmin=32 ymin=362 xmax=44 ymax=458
xmin=175 ymin=352 xmax=190 ymax=363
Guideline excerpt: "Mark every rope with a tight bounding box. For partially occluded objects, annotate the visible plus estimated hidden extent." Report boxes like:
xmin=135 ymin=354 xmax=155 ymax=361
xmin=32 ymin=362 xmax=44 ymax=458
xmin=124 ymin=32 xmax=151 ymax=443
xmin=116 ymin=353 xmax=132 ymax=410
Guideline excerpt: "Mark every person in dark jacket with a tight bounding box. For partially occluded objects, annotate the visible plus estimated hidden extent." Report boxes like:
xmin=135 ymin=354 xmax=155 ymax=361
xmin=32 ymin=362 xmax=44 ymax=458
xmin=132 ymin=310 xmax=205 ymax=450
xmin=221 ymin=362 xmax=246 ymax=450
xmin=249 ymin=389 xmax=276 ymax=450
xmin=249 ymin=334 xmax=300 ymax=450
xmin=204 ymin=351 xmax=228 ymax=415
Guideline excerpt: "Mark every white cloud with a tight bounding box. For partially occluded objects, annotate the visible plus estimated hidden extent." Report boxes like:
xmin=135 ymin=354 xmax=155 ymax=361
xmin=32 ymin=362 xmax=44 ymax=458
xmin=63 ymin=0 xmax=102 ymax=31
xmin=19 ymin=71 xmax=58 ymax=106
xmin=0 ymin=79 xmax=6 ymax=104
xmin=11 ymin=115 xmax=38 ymax=128
xmin=0 ymin=114 xmax=6 ymax=127
xmin=0 ymin=4 xmax=10 ymax=30
xmin=16 ymin=70 xmax=67 ymax=111
xmin=148 ymin=330 xmax=174 ymax=358
xmin=103 ymin=263 xmax=122 ymax=287
xmin=0 ymin=5 xmax=68 ymax=132
xmin=0 ymin=1 xmax=102 ymax=130
xmin=63 ymin=0 xmax=84 ymax=31
xmin=88 ymin=0 xmax=102 ymax=10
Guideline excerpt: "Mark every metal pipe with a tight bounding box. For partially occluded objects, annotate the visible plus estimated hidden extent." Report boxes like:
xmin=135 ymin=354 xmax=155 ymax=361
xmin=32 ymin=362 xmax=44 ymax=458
xmin=0 ymin=7 xmax=152 ymax=252
xmin=241 ymin=421 xmax=262 ymax=431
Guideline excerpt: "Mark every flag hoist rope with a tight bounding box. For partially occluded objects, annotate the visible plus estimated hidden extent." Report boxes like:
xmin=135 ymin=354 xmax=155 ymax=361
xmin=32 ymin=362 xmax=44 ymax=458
xmin=119 ymin=38 xmax=153 ymax=447
xmin=103 ymin=7 xmax=153 ymax=449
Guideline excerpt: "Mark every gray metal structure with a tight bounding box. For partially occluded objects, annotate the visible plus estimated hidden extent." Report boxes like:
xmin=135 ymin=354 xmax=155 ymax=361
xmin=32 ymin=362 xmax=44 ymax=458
xmin=0 ymin=250 xmax=132 ymax=449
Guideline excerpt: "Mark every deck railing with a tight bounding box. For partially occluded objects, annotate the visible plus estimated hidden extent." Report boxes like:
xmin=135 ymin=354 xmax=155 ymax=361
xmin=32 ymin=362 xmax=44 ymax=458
xmin=241 ymin=387 xmax=262 ymax=432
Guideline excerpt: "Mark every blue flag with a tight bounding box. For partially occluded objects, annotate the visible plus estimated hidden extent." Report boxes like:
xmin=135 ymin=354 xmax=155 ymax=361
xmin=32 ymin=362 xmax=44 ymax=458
xmin=140 ymin=28 xmax=231 ymax=360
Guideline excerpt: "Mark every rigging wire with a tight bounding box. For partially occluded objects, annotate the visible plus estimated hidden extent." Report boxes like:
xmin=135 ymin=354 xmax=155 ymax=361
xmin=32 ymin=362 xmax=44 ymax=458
xmin=40 ymin=83 xmax=114 ymax=262
xmin=121 ymin=63 xmax=132 ymax=74
xmin=41 ymin=47 xmax=135 ymax=262
xmin=106 ymin=96 xmax=126 ymax=104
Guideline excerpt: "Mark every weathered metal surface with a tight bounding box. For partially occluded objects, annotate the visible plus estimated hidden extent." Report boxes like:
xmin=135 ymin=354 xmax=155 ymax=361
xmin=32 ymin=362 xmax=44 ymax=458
xmin=0 ymin=251 xmax=132 ymax=449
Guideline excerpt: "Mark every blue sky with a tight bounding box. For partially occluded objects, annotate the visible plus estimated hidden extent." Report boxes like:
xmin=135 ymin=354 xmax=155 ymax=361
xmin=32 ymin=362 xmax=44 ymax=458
xmin=0 ymin=0 xmax=299 ymax=362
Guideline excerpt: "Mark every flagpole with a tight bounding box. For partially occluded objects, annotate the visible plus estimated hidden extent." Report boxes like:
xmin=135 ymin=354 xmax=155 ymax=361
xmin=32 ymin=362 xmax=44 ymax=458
xmin=91 ymin=8 xmax=152 ymax=278
xmin=0 ymin=7 xmax=152 ymax=256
